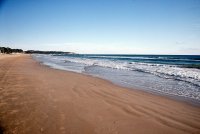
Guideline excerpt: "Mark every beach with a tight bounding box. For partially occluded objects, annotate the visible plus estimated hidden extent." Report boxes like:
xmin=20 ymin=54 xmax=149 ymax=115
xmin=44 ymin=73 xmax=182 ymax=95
xmin=0 ymin=54 xmax=200 ymax=134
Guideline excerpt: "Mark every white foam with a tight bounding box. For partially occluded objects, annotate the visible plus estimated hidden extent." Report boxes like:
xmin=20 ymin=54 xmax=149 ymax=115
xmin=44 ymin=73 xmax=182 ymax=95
xmin=63 ymin=57 xmax=200 ymax=85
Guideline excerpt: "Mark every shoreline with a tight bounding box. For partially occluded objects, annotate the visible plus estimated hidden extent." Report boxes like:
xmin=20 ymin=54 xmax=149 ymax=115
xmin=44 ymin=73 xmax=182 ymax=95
xmin=34 ymin=55 xmax=200 ymax=107
xmin=0 ymin=54 xmax=200 ymax=134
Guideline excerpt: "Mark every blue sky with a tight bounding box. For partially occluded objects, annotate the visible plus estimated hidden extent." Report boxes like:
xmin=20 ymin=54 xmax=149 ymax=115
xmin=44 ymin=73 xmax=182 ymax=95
xmin=0 ymin=0 xmax=199 ymax=54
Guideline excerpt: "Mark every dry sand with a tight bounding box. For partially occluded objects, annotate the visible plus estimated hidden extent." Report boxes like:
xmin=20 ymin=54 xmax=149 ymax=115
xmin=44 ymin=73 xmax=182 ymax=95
xmin=0 ymin=54 xmax=200 ymax=134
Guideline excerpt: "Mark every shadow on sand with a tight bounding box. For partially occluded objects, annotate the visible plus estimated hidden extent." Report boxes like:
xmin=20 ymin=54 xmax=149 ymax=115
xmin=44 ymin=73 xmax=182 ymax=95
xmin=0 ymin=125 xmax=4 ymax=134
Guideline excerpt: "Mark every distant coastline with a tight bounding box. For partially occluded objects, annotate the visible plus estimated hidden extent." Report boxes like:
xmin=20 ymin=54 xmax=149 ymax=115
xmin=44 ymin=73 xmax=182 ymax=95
xmin=0 ymin=46 xmax=75 ymax=55
xmin=25 ymin=50 xmax=75 ymax=55
xmin=0 ymin=47 xmax=23 ymax=54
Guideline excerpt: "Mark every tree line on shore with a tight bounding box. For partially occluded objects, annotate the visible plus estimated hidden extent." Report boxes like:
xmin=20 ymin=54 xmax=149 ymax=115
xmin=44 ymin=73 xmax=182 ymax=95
xmin=25 ymin=50 xmax=74 ymax=54
xmin=0 ymin=47 xmax=23 ymax=54
xmin=0 ymin=46 xmax=74 ymax=55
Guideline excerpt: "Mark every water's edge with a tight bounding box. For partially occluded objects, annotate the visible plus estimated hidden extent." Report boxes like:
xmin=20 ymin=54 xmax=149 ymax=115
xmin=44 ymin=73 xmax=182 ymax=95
xmin=32 ymin=55 xmax=200 ymax=107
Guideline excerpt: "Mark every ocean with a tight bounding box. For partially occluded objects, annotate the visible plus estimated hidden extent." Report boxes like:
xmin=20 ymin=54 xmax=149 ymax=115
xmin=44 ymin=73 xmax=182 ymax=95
xmin=33 ymin=54 xmax=200 ymax=105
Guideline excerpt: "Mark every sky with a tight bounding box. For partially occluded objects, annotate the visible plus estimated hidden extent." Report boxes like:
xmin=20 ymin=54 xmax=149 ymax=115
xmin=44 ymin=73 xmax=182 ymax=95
xmin=0 ymin=0 xmax=200 ymax=54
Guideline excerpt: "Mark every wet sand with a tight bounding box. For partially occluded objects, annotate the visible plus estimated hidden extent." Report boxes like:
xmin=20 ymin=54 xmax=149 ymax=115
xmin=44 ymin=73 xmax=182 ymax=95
xmin=0 ymin=54 xmax=200 ymax=134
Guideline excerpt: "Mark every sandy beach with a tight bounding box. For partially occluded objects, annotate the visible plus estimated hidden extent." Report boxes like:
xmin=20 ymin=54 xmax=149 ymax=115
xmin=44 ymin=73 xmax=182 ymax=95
xmin=0 ymin=54 xmax=200 ymax=134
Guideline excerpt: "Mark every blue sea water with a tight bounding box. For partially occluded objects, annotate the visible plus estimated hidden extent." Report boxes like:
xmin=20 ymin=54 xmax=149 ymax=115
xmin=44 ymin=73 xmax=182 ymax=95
xmin=33 ymin=54 xmax=200 ymax=105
